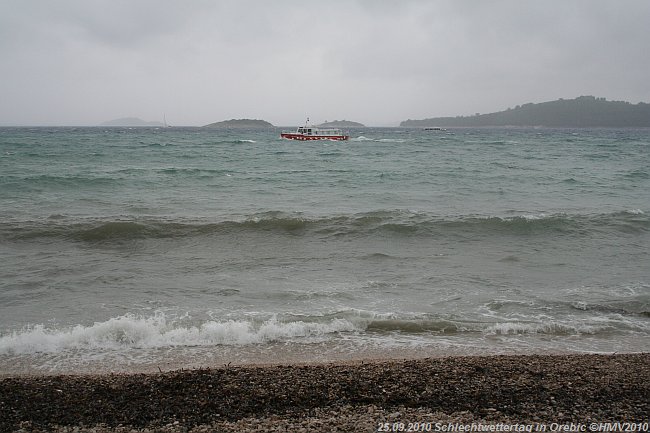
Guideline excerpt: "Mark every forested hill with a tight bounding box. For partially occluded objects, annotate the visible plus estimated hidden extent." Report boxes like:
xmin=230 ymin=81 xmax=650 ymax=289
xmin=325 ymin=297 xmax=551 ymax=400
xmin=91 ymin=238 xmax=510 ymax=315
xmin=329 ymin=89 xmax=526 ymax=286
xmin=401 ymin=96 xmax=650 ymax=128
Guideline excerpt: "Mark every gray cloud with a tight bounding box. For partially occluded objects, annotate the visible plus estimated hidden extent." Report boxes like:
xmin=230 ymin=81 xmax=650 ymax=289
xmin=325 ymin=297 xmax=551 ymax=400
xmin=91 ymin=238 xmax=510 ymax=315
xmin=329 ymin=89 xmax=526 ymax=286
xmin=1 ymin=0 xmax=649 ymax=126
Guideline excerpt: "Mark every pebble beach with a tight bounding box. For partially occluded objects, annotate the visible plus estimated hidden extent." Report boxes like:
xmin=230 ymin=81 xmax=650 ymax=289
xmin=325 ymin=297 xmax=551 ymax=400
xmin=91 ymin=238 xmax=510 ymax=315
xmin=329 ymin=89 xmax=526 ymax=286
xmin=2 ymin=353 xmax=648 ymax=432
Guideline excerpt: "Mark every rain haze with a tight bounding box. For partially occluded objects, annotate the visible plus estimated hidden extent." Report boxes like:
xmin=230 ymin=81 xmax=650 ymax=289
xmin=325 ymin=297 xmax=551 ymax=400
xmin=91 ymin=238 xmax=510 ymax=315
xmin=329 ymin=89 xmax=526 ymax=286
xmin=1 ymin=0 xmax=649 ymax=127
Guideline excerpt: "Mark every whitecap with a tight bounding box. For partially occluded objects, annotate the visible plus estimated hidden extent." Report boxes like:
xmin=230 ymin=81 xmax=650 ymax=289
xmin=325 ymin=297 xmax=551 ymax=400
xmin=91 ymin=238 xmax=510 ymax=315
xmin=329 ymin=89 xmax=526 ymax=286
xmin=0 ymin=313 xmax=361 ymax=354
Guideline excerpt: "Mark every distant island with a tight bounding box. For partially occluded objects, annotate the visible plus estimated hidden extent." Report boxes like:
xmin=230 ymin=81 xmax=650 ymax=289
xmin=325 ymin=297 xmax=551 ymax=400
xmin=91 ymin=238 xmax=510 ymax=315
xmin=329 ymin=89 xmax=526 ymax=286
xmin=101 ymin=117 xmax=164 ymax=127
xmin=317 ymin=120 xmax=365 ymax=128
xmin=203 ymin=119 xmax=274 ymax=128
xmin=401 ymin=96 xmax=650 ymax=128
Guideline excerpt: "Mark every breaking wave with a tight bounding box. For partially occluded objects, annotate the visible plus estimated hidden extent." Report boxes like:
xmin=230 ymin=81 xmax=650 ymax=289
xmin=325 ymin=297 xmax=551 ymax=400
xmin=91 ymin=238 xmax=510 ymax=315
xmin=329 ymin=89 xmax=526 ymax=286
xmin=0 ymin=313 xmax=359 ymax=355
xmin=1 ymin=308 xmax=643 ymax=355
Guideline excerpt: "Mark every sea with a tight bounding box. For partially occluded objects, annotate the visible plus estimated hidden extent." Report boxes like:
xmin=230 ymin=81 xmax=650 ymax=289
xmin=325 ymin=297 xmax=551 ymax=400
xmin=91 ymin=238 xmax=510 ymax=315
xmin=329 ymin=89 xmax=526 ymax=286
xmin=1 ymin=126 xmax=648 ymax=375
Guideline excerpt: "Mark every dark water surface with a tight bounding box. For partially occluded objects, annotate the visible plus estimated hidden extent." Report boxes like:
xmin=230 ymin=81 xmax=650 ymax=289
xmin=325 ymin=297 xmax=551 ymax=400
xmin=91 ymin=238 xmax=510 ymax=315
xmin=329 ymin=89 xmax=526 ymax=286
xmin=1 ymin=126 xmax=648 ymax=373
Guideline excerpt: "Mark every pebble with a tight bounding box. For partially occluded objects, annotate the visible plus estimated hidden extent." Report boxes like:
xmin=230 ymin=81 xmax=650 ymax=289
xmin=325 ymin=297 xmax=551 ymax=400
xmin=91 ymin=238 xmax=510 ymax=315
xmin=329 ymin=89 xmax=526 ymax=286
xmin=1 ymin=353 xmax=648 ymax=432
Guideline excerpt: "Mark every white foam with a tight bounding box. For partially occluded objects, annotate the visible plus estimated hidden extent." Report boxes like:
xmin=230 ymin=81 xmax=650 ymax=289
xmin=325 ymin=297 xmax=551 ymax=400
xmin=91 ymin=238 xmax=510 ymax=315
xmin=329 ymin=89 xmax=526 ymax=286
xmin=0 ymin=313 xmax=360 ymax=355
xmin=485 ymin=321 xmax=597 ymax=336
xmin=520 ymin=213 xmax=547 ymax=220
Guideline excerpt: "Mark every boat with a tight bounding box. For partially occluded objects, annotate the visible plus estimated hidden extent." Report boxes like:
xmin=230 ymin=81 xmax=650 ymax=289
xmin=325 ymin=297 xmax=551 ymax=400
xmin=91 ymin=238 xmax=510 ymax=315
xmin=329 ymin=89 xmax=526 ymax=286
xmin=423 ymin=127 xmax=446 ymax=131
xmin=281 ymin=120 xmax=349 ymax=141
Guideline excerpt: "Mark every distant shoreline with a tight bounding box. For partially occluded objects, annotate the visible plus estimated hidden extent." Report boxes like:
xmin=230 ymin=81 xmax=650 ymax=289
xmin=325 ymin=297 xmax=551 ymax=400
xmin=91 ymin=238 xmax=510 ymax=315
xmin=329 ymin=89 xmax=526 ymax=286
xmin=5 ymin=95 xmax=650 ymax=128
xmin=402 ymin=96 xmax=650 ymax=128
xmin=203 ymin=118 xmax=274 ymax=128
xmin=3 ymin=124 xmax=650 ymax=130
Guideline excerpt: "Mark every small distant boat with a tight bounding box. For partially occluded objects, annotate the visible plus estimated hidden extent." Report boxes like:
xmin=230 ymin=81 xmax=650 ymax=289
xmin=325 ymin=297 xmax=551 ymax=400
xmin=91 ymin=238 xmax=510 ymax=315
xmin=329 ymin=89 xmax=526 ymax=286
xmin=281 ymin=120 xmax=349 ymax=141
xmin=424 ymin=127 xmax=446 ymax=131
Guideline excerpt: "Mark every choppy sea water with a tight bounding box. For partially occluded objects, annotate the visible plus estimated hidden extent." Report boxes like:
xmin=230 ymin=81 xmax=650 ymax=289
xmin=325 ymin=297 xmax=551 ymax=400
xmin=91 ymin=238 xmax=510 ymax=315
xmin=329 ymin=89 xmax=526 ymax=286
xmin=1 ymin=126 xmax=648 ymax=375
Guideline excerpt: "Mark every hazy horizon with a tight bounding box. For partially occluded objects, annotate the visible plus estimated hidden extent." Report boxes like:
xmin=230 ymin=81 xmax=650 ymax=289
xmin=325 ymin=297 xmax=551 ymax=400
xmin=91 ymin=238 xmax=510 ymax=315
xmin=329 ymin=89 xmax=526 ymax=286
xmin=2 ymin=0 xmax=650 ymax=127
xmin=4 ymin=94 xmax=650 ymax=128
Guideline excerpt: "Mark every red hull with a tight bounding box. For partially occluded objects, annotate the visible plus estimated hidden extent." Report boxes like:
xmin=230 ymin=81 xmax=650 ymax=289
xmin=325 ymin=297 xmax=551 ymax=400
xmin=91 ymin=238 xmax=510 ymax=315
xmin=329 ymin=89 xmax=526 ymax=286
xmin=281 ymin=133 xmax=349 ymax=141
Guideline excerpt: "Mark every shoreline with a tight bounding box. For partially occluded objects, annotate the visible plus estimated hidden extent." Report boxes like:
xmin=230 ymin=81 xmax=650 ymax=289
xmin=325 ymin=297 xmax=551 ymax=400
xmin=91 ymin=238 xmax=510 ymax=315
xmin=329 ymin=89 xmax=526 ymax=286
xmin=2 ymin=353 xmax=648 ymax=432
xmin=5 ymin=335 xmax=646 ymax=379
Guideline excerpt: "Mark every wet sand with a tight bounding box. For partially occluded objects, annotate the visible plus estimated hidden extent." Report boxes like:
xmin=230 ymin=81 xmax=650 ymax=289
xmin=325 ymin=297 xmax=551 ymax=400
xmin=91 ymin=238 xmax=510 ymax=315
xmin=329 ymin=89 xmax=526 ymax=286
xmin=2 ymin=353 xmax=648 ymax=432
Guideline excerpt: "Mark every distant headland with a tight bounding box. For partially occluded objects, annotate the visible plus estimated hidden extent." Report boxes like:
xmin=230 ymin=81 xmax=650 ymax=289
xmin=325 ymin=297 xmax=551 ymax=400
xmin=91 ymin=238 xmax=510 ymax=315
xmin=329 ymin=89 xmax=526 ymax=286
xmin=100 ymin=117 xmax=164 ymax=127
xmin=401 ymin=96 xmax=650 ymax=128
xmin=203 ymin=119 xmax=274 ymax=128
xmin=317 ymin=120 xmax=365 ymax=128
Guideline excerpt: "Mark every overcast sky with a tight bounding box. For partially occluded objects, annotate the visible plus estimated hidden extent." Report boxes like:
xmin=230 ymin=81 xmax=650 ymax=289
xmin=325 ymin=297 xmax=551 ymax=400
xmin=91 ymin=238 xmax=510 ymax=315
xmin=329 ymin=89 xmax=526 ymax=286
xmin=1 ymin=0 xmax=649 ymax=126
